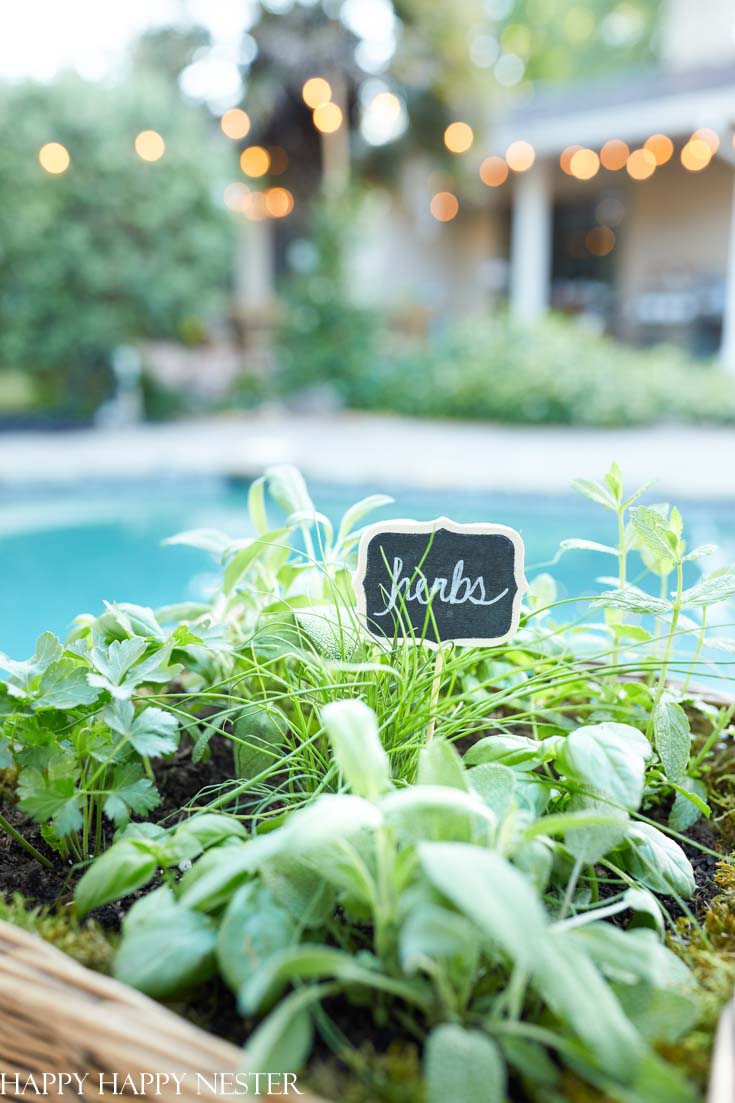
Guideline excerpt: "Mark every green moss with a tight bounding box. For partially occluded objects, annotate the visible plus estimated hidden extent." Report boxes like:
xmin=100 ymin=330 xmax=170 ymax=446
xmin=665 ymin=862 xmax=735 ymax=1092
xmin=306 ymin=1040 xmax=424 ymax=1103
xmin=0 ymin=893 xmax=116 ymax=974
xmin=0 ymin=765 xmax=18 ymax=804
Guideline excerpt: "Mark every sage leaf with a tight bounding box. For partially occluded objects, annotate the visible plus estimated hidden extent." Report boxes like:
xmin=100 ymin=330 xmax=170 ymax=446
xmin=535 ymin=929 xmax=643 ymax=1079
xmin=244 ymin=985 xmax=329 ymax=1076
xmin=241 ymin=945 xmax=429 ymax=1016
xmin=419 ymin=842 xmax=547 ymax=971
xmin=336 ymin=494 xmax=393 ymax=546
xmin=265 ymin=464 xmax=315 ymax=520
xmin=425 ymin=1025 xmax=505 ymax=1103
xmin=381 ymin=786 xmax=496 ymax=845
xmin=467 ymin=763 xmax=516 ymax=820
xmin=163 ymin=529 xmax=233 ymax=557
xmin=322 ymin=700 xmax=391 ymax=799
xmin=418 ymin=737 xmax=468 ymax=791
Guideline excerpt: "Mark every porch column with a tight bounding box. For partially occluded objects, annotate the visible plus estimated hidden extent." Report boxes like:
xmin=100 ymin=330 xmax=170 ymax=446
xmin=234 ymin=217 xmax=275 ymax=313
xmin=509 ymin=159 xmax=553 ymax=322
xmin=720 ymin=167 xmax=735 ymax=374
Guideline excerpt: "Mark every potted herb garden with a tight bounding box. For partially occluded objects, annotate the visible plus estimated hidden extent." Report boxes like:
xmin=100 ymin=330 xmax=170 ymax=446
xmin=1 ymin=463 xmax=734 ymax=1103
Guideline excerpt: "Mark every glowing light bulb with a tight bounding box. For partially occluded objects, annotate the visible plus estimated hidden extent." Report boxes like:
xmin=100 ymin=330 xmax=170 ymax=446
xmin=430 ymin=191 xmax=459 ymax=221
xmin=38 ymin=142 xmax=70 ymax=174
xmin=221 ymin=108 xmax=251 ymax=140
xmin=302 ymin=77 xmax=332 ymax=108
xmin=135 ymin=130 xmax=165 ymax=162
xmin=505 ymin=140 xmax=535 ymax=172
xmin=444 ymin=121 xmax=474 ymax=154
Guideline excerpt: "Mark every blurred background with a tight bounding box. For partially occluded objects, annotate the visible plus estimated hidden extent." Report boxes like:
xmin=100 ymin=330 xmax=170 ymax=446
xmin=2 ymin=0 xmax=735 ymax=658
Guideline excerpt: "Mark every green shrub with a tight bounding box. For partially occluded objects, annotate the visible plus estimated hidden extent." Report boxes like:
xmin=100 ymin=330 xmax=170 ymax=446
xmin=343 ymin=314 xmax=735 ymax=427
xmin=276 ymin=196 xmax=382 ymax=399
xmin=0 ymin=73 xmax=233 ymax=419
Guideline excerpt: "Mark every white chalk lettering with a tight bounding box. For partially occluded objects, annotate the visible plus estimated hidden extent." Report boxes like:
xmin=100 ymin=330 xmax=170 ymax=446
xmin=374 ymin=557 xmax=508 ymax=617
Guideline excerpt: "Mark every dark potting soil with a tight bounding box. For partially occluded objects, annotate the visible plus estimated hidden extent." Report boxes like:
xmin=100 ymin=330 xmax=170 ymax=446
xmin=0 ymin=734 xmax=235 ymax=917
xmin=0 ymin=720 xmax=732 ymax=1103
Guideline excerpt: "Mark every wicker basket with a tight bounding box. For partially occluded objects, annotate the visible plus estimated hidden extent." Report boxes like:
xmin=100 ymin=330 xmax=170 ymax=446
xmin=0 ymin=922 xmax=317 ymax=1102
xmin=1 ymin=919 xmax=732 ymax=1102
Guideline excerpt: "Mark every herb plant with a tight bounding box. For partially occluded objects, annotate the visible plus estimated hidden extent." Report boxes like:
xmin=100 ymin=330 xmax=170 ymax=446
xmin=1 ymin=462 xmax=734 ymax=1103
xmin=76 ymin=700 xmax=701 ymax=1103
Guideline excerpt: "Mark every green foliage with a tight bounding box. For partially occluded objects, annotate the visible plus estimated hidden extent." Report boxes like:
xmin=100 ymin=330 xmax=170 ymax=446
xmin=3 ymin=462 xmax=735 ymax=1101
xmin=320 ymin=313 xmax=735 ymax=427
xmin=275 ymin=197 xmax=382 ymax=400
xmin=0 ymin=72 xmax=233 ymax=418
xmin=84 ymin=698 xmax=704 ymax=1102
xmin=0 ymin=617 xmax=184 ymax=860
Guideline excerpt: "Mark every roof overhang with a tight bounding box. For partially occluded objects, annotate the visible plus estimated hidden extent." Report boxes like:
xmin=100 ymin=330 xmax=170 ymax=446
xmin=491 ymin=72 xmax=735 ymax=157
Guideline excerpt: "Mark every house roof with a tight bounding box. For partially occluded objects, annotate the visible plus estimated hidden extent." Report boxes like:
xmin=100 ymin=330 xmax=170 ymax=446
xmin=491 ymin=62 xmax=735 ymax=157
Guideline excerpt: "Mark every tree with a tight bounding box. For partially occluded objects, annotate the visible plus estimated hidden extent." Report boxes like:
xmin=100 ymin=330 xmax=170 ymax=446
xmin=0 ymin=72 xmax=234 ymax=418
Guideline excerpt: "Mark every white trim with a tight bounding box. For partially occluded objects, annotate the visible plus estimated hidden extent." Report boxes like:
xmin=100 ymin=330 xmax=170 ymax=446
xmin=491 ymin=85 xmax=735 ymax=158
xmin=353 ymin=516 xmax=528 ymax=649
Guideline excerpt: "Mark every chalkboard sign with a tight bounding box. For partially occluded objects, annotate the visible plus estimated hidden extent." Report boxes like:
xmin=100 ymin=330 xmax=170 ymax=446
xmin=355 ymin=517 xmax=526 ymax=647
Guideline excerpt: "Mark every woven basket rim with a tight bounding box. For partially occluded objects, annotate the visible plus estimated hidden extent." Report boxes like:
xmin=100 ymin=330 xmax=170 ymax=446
xmin=0 ymin=920 xmax=322 ymax=1102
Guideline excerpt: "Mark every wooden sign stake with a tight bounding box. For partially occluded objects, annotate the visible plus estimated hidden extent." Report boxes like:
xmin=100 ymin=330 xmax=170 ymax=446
xmin=425 ymin=644 xmax=448 ymax=745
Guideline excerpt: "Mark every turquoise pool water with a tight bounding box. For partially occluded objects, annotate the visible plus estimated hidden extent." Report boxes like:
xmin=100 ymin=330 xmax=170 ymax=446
xmin=2 ymin=476 xmax=735 ymax=665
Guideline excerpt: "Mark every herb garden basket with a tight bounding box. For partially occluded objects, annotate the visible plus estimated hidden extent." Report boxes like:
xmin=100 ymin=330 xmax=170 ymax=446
xmin=0 ymin=922 xmax=315 ymax=1102
xmin=0 ymin=917 xmax=732 ymax=1103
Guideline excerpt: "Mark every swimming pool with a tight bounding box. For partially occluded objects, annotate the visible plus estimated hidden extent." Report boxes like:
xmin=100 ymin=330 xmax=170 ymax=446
xmin=2 ymin=476 xmax=735 ymax=662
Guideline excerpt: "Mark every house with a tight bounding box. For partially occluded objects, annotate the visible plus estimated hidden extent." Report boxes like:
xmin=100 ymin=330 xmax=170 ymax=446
xmin=348 ymin=0 xmax=735 ymax=372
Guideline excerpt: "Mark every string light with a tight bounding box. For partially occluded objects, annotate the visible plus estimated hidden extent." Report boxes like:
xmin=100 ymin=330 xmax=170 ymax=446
xmin=240 ymin=145 xmax=270 ymax=177
xmin=479 ymin=155 xmax=509 ymax=187
xmin=626 ymin=148 xmax=656 ymax=180
xmin=681 ymin=138 xmax=712 ymax=172
xmin=599 ymin=139 xmax=629 ymax=171
xmin=302 ymin=77 xmax=332 ymax=109
xmin=692 ymin=127 xmax=719 ymax=153
xmin=560 ymin=145 xmax=582 ymax=174
xmin=430 ymin=191 xmax=459 ymax=221
xmin=220 ymin=108 xmax=251 ymax=140
xmin=135 ymin=130 xmax=165 ymax=162
xmin=313 ymin=102 xmax=343 ymax=133
xmin=569 ymin=148 xmax=599 ymax=180
xmin=643 ymin=134 xmax=673 ymax=165
xmin=38 ymin=142 xmax=70 ymax=174
xmin=264 ymin=186 xmax=294 ymax=217
xmin=444 ymin=121 xmax=474 ymax=153
xmin=223 ymin=182 xmax=249 ymax=212
xmin=505 ymin=140 xmax=535 ymax=172
xmin=243 ymin=191 xmax=267 ymax=221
